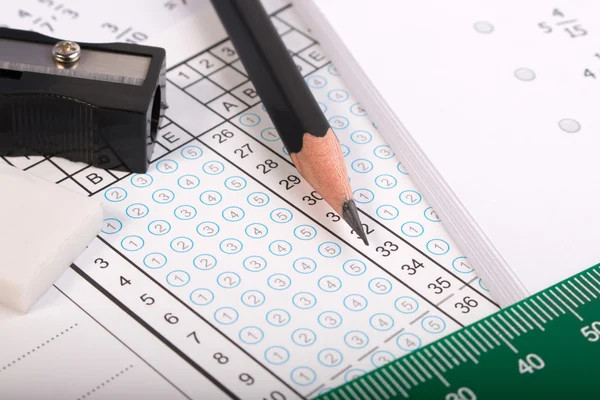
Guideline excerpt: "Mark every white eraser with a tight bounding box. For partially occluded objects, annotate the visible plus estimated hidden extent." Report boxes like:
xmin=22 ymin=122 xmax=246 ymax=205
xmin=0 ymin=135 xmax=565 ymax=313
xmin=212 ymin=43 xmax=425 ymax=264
xmin=0 ymin=163 xmax=103 ymax=312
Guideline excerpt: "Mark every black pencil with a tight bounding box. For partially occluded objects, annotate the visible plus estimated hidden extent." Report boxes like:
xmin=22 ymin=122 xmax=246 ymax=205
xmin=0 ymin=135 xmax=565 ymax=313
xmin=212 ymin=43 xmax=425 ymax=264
xmin=210 ymin=0 xmax=369 ymax=245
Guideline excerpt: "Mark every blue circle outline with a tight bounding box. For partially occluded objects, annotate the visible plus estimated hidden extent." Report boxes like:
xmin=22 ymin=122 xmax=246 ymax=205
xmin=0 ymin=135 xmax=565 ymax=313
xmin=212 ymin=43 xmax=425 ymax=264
xmin=152 ymin=189 xmax=175 ymax=204
xmin=174 ymin=205 xmax=197 ymax=220
xmin=368 ymin=277 xmax=392 ymax=295
xmin=181 ymin=145 xmax=203 ymax=160
xmin=243 ymin=255 xmax=267 ymax=272
xmin=217 ymin=271 xmax=241 ymax=289
xmin=267 ymin=273 xmax=292 ymax=290
xmin=343 ymin=259 xmax=367 ymax=276
xmin=269 ymin=240 xmax=292 ymax=256
xmin=375 ymin=174 xmax=398 ymax=189
xmin=266 ymin=309 xmax=291 ymax=327
xmin=292 ymin=292 xmax=317 ymax=309
xmin=199 ymin=190 xmax=223 ymax=205
xmin=177 ymin=174 xmax=200 ymax=190
xmin=343 ymin=294 xmax=368 ymax=312
xmin=399 ymin=190 xmax=422 ymax=205
xmin=166 ymin=270 xmax=190 ymax=287
xmin=239 ymin=113 xmax=261 ymax=127
xmin=126 ymin=203 xmax=149 ymax=219
xmin=264 ymin=346 xmax=290 ymax=365
xmin=306 ymin=75 xmax=328 ymax=88
xmin=291 ymin=328 xmax=317 ymax=347
xmin=351 ymin=159 xmax=374 ymax=174
xmin=193 ymin=254 xmax=217 ymax=271
xmin=370 ymin=350 xmax=396 ymax=368
xmin=121 ymin=235 xmax=144 ymax=252
xmin=318 ymin=242 xmax=342 ymax=258
xmin=344 ymin=330 xmax=369 ymax=349
xmin=239 ymin=326 xmax=264 ymax=344
xmin=247 ymin=192 xmax=270 ymax=207
xmin=189 ymin=288 xmax=214 ymax=306
xmin=104 ymin=187 xmax=128 ymax=202
xmin=196 ymin=221 xmax=220 ymax=237
xmin=452 ymin=256 xmax=473 ymax=274
xmin=328 ymin=115 xmax=350 ymax=130
xmin=397 ymin=162 xmax=408 ymax=175
xmin=401 ymin=221 xmax=424 ymax=238
xmin=260 ymin=127 xmax=280 ymax=142
xmin=293 ymin=224 xmax=317 ymax=241
xmin=224 ymin=176 xmax=247 ymax=191
xmin=222 ymin=206 xmax=246 ymax=222
xmin=424 ymin=207 xmax=441 ymax=222
xmin=148 ymin=220 xmax=171 ymax=236
xmin=202 ymin=160 xmax=225 ymax=175
xmin=350 ymin=130 xmax=372 ymax=144
xmin=214 ymin=307 xmax=239 ymax=325
xmin=426 ymin=239 xmax=450 ymax=255
xmin=376 ymin=205 xmax=399 ymax=220
xmin=219 ymin=238 xmax=243 ymax=254
xmin=293 ymin=257 xmax=317 ymax=274
xmin=327 ymin=64 xmax=340 ymax=76
xmin=340 ymin=144 xmax=350 ymax=157
xmin=350 ymin=103 xmax=367 ymax=116
xmin=421 ymin=316 xmax=447 ymax=334
xmin=369 ymin=313 xmax=395 ymax=331
xmin=102 ymin=218 xmax=122 ymax=234
xmin=241 ymin=290 xmax=266 ymax=308
xmin=327 ymin=89 xmax=349 ymax=102
xmin=317 ymin=348 xmax=344 ymax=367
xmin=318 ymin=275 xmax=342 ymax=292
xmin=373 ymin=145 xmax=395 ymax=159
xmin=290 ymin=366 xmax=316 ymax=386
xmin=396 ymin=333 xmax=422 ymax=352
xmin=130 ymin=174 xmax=153 ymax=188
xmin=394 ymin=296 xmax=419 ymax=314
xmin=270 ymin=208 xmax=293 ymax=224
xmin=318 ymin=311 xmax=343 ymax=329
xmin=352 ymin=188 xmax=375 ymax=204
xmin=170 ymin=237 xmax=194 ymax=253
xmin=245 ymin=223 xmax=269 ymax=239
xmin=156 ymin=159 xmax=179 ymax=174
xmin=143 ymin=252 xmax=167 ymax=269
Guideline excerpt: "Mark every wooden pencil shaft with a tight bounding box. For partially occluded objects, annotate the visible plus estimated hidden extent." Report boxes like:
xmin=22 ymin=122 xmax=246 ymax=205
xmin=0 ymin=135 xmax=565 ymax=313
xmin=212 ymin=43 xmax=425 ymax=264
xmin=210 ymin=0 xmax=329 ymax=154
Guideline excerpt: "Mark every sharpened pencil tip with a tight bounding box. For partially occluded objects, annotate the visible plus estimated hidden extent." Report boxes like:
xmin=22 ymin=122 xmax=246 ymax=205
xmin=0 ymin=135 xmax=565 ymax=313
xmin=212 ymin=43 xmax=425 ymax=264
xmin=342 ymin=200 xmax=369 ymax=246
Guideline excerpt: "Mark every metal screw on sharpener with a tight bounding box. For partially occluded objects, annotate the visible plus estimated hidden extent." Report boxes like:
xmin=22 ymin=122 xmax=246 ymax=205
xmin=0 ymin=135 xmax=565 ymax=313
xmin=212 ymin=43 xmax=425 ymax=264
xmin=52 ymin=40 xmax=81 ymax=64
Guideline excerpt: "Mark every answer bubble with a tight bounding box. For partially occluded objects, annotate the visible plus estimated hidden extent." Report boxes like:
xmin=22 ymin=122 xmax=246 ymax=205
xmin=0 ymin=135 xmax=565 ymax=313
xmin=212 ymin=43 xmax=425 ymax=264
xmin=559 ymin=118 xmax=581 ymax=133
xmin=514 ymin=68 xmax=536 ymax=81
xmin=473 ymin=21 xmax=494 ymax=34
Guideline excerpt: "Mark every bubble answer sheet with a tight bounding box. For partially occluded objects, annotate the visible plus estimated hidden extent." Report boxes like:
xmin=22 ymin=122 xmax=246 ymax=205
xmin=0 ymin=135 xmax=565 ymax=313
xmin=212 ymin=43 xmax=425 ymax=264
xmin=0 ymin=1 xmax=499 ymax=398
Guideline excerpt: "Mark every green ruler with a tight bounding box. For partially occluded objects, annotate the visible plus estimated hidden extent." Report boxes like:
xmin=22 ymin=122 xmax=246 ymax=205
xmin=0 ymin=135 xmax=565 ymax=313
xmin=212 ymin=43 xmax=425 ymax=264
xmin=318 ymin=264 xmax=600 ymax=399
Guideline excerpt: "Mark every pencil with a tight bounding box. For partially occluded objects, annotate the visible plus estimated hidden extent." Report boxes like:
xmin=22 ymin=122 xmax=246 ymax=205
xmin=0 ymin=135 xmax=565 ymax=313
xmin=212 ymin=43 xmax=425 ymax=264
xmin=211 ymin=0 xmax=369 ymax=245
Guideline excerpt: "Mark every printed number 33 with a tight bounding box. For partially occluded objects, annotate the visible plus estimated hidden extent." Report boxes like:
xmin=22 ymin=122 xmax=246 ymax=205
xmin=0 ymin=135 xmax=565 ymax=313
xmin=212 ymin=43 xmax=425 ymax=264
xmin=375 ymin=241 xmax=398 ymax=257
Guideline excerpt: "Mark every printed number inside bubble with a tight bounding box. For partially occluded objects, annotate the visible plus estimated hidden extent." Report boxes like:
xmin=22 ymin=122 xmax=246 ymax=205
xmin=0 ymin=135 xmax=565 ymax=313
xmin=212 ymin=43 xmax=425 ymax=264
xmin=269 ymin=240 xmax=292 ymax=256
xmin=396 ymin=332 xmax=421 ymax=352
xmin=265 ymin=346 xmax=290 ymax=365
xmin=293 ymin=257 xmax=317 ymax=274
xmin=292 ymin=292 xmax=317 ymax=309
xmin=318 ymin=275 xmax=342 ymax=292
xmin=394 ymin=296 xmax=419 ymax=314
xmin=244 ymin=256 xmax=267 ymax=272
xmin=368 ymin=277 xmax=392 ymax=294
xmin=127 ymin=203 xmax=149 ymax=219
xmin=166 ymin=270 xmax=190 ymax=287
xmin=144 ymin=253 xmax=167 ymax=269
xmin=375 ymin=174 xmax=397 ymax=189
xmin=171 ymin=237 xmax=194 ymax=253
xmin=200 ymin=190 xmax=222 ymax=205
xmin=318 ymin=311 xmax=343 ymax=329
xmin=318 ymin=348 xmax=344 ymax=368
xmin=148 ymin=220 xmax=171 ymax=236
xmin=344 ymin=330 xmax=369 ymax=349
xmin=270 ymin=208 xmax=293 ymax=224
xmin=241 ymin=290 xmax=266 ymax=307
xmin=194 ymin=254 xmax=217 ymax=271
xmin=292 ymin=328 xmax=317 ymax=347
xmin=178 ymin=175 xmax=200 ymax=190
xmin=318 ymin=242 xmax=342 ymax=258
xmin=104 ymin=187 xmax=127 ymax=202
xmin=203 ymin=160 xmax=225 ymax=175
xmin=268 ymin=273 xmax=292 ymax=290
xmin=153 ymin=189 xmax=174 ymax=204
xmin=217 ymin=272 xmax=241 ymax=289
xmin=131 ymin=174 xmax=153 ymax=188
xmin=343 ymin=294 xmax=368 ymax=312
xmin=376 ymin=205 xmax=399 ymax=220
xmin=245 ymin=223 xmax=268 ymax=239
xmin=371 ymin=350 xmax=395 ymax=368
xmin=224 ymin=176 xmax=247 ymax=191
xmin=343 ymin=259 xmax=367 ymax=276
xmin=350 ymin=130 xmax=372 ymax=144
xmin=222 ymin=206 xmax=245 ymax=222
xmin=197 ymin=222 xmax=220 ymax=238
xmin=181 ymin=145 xmax=203 ymax=160
xmin=247 ymin=192 xmax=270 ymax=207
xmin=294 ymin=225 xmax=317 ymax=240
xmin=353 ymin=189 xmax=374 ymax=204
xmin=175 ymin=205 xmax=197 ymax=220
xmin=190 ymin=288 xmax=214 ymax=306
xmin=239 ymin=326 xmax=264 ymax=344
xmin=351 ymin=159 xmax=373 ymax=174
xmin=266 ymin=309 xmax=291 ymax=327
xmin=220 ymin=238 xmax=243 ymax=254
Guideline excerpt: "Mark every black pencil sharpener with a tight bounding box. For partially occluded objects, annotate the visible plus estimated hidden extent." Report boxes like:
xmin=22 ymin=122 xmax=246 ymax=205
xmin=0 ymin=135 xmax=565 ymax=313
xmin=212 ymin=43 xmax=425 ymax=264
xmin=0 ymin=28 xmax=166 ymax=173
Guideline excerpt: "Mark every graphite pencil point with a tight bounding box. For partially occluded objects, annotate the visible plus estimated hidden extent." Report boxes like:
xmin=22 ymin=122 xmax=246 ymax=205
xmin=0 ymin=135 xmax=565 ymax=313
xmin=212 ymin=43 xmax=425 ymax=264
xmin=342 ymin=200 xmax=369 ymax=246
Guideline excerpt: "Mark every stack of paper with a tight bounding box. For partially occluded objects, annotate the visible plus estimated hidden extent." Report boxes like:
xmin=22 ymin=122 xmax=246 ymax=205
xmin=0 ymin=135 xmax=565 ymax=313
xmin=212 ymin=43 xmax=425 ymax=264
xmin=295 ymin=0 xmax=600 ymax=306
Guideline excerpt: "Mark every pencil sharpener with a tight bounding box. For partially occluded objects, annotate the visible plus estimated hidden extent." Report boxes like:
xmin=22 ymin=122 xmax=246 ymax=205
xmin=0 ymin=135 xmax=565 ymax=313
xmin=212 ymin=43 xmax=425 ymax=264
xmin=0 ymin=28 xmax=166 ymax=173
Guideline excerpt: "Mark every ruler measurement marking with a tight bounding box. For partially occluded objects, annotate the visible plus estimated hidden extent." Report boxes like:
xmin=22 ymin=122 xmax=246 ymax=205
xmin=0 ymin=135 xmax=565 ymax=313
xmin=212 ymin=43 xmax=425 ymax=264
xmin=516 ymin=305 xmax=544 ymax=331
xmin=444 ymin=339 xmax=467 ymax=363
xmin=345 ymin=384 xmax=360 ymax=400
xmin=450 ymin=336 xmax=478 ymax=364
xmin=375 ymin=371 xmax=398 ymax=398
xmin=336 ymin=388 xmax=352 ymax=400
xmin=395 ymin=361 xmax=418 ymax=386
xmin=471 ymin=326 xmax=494 ymax=350
xmin=535 ymin=295 xmax=559 ymax=318
xmin=574 ymin=277 xmax=597 ymax=299
xmin=491 ymin=316 xmax=514 ymax=340
xmin=542 ymin=292 xmax=565 ymax=315
xmin=352 ymin=382 xmax=370 ymax=400
xmin=529 ymin=298 xmax=552 ymax=321
xmin=484 ymin=320 xmax=518 ymax=354
xmin=437 ymin=342 xmax=460 ymax=366
xmin=497 ymin=314 xmax=520 ymax=336
xmin=560 ymin=284 xmax=583 ymax=305
xmin=382 ymin=367 xmax=408 ymax=397
xmin=477 ymin=323 xmax=501 ymax=346
xmin=524 ymin=302 xmax=547 ymax=324
xmin=568 ymin=281 xmax=590 ymax=302
xmin=424 ymin=349 xmax=446 ymax=372
xmin=409 ymin=355 xmax=433 ymax=380
xmin=330 ymin=392 xmax=342 ymax=400
xmin=551 ymin=289 xmax=584 ymax=321
xmin=582 ymin=274 xmax=600 ymax=294
xmin=555 ymin=287 xmax=579 ymax=308
xmin=403 ymin=358 xmax=425 ymax=382
xmin=366 ymin=374 xmax=390 ymax=399
xmin=431 ymin=345 xmax=453 ymax=369
xmin=417 ymin=353 xmax=450 ymax=388
xmin=457 ymin=332 xmax=480 ymax=356
xmin=588 ymin=271 xmax=600 ymax=291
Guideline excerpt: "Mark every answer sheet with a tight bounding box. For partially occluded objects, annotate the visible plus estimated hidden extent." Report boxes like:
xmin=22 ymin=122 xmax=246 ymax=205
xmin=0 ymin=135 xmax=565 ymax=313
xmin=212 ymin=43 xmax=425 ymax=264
xmin=0 ymin=1 xmax=497 ymax=398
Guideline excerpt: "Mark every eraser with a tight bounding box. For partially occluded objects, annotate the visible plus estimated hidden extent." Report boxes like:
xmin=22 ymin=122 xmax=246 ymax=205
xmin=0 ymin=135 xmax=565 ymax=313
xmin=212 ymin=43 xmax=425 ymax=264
xmin=0 ymin=163 xmax=103 ymax=312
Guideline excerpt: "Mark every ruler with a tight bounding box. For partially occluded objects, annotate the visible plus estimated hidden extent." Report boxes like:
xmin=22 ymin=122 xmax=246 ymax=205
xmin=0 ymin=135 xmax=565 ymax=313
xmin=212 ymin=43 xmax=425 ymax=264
xmin=317 ymin=264 xmax=600 ymax=399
